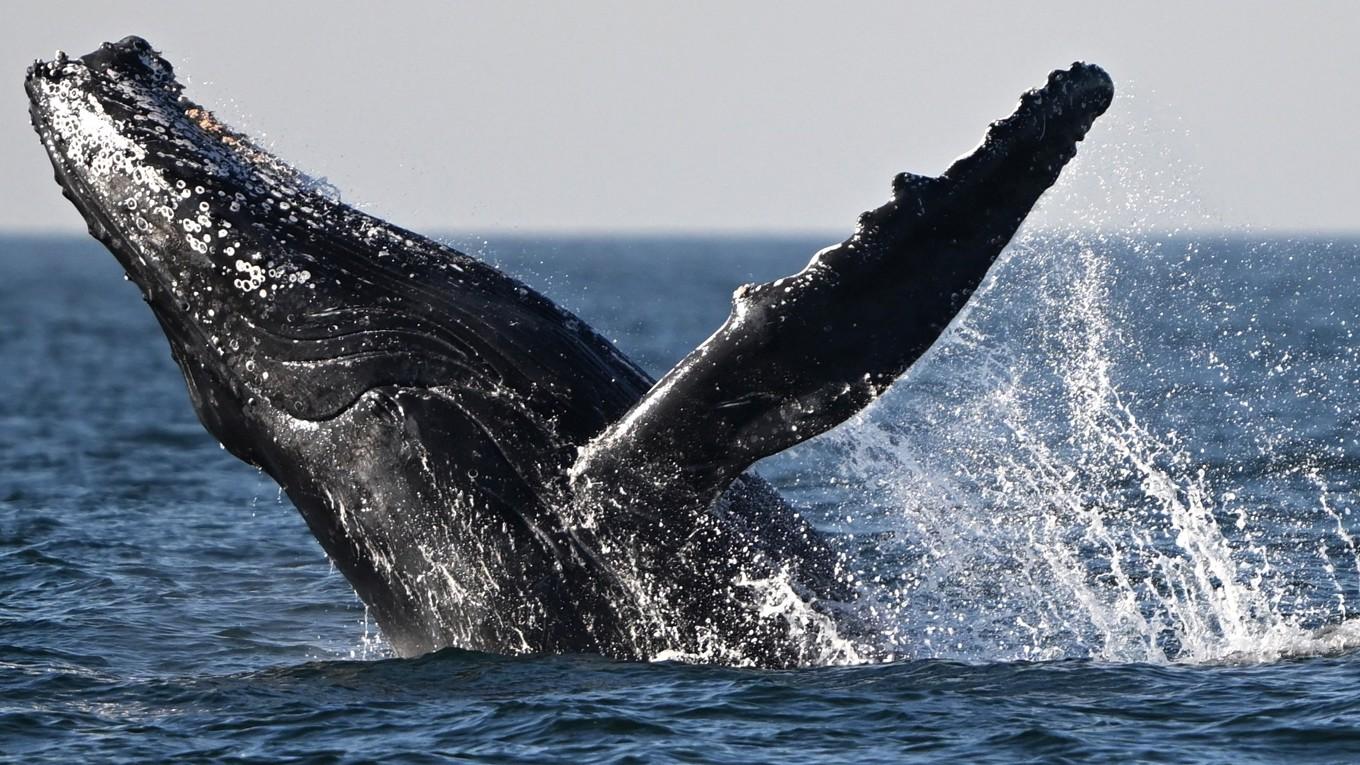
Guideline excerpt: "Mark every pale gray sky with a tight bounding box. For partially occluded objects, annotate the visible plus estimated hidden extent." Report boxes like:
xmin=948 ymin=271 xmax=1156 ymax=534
xmin=3 ymin=1 xmax=1357 ymax=234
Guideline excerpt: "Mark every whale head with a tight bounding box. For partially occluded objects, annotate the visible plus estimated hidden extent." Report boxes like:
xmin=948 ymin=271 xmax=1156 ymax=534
xmin=26 ymin=36 xmax=353 ymax=460
xmin=25 ymin=36 xmax=621 ymax=467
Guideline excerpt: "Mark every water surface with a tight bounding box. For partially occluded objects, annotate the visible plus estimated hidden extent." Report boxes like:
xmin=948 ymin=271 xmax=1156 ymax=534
xmin=3 ymin=233 xmax=1360 ymax=762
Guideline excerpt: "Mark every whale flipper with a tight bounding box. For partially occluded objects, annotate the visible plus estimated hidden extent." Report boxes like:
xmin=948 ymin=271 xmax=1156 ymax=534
xmin=572 ymin=64 xmax=1113 ymax=524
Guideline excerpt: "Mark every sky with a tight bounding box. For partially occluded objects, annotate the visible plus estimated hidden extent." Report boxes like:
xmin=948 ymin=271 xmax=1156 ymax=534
xmin=3 ymin=1 xmax=1357 ymax=234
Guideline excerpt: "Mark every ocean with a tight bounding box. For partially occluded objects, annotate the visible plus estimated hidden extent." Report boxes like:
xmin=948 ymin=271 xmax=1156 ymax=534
xmin=3 ymin=232 xmax=1360 ymax=762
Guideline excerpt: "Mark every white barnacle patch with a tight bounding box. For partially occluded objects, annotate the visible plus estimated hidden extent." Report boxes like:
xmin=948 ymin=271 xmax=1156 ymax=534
xmin=36 ymin=77 xmax=173 ymax=207
xmin=234 ymin=258 xmax=267 ymax=292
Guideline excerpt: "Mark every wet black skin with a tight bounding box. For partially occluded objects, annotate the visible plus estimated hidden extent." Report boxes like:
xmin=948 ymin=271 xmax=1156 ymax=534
xmin=27 ymin=37 xmax=1111 ymax=666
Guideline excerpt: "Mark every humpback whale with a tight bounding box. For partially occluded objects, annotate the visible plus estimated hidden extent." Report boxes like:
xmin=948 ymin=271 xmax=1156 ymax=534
xmin=26 ymin=37 xmax=1112 ymax=667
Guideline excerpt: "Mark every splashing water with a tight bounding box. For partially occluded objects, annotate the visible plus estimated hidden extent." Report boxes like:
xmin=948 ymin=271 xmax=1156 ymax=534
xmin=797 ymin=231 xmax=1360 ymax=666
xmin=751 ymin=86 xmax=1360 ymax=667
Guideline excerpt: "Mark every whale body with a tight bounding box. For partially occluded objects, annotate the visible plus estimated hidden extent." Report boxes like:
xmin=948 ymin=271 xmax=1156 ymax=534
xmin=26 ymin=37 xmax=1111 ymax=666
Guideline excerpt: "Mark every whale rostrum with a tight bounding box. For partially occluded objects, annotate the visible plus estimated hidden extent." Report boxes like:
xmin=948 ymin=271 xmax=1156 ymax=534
xmin=26 ymin=36 xmax=1111 ymax=667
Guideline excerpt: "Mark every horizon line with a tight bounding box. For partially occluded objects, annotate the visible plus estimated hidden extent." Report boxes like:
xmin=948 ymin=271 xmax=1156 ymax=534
xmin=3 ymin=226 xmax=1359 ymax=241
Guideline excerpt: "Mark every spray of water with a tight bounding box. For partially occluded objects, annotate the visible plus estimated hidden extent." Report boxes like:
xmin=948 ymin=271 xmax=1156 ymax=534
xmin=799 ymin=86 xmax=1360 ymax=665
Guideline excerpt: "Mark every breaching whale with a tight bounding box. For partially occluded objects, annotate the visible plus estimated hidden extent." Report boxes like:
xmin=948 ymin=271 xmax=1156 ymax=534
xmin=26 ymin=37 xmax=1112 ymax=667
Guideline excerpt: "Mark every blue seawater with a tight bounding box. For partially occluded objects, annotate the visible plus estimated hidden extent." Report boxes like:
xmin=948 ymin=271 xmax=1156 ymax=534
xmin=3 ymin=233 xmax=1360 ymax=762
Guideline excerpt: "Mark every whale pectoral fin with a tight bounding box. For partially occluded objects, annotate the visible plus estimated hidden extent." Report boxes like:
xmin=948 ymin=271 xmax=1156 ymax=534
xmin=573 ymin=62 xmax=1113 ymax=516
